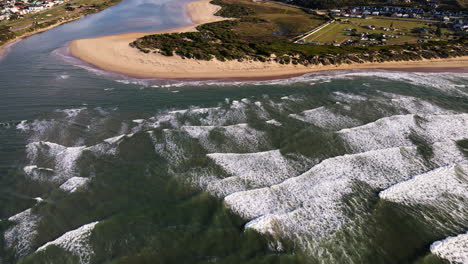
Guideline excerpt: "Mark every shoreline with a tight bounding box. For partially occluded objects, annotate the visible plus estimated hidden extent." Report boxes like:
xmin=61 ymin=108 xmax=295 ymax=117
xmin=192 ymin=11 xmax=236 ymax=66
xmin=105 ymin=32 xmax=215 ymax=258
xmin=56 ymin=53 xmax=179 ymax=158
xmin=69 ymin=0 xmax=468 ymax=79
xmin=0 ymin=16 xmax=82 ymax=57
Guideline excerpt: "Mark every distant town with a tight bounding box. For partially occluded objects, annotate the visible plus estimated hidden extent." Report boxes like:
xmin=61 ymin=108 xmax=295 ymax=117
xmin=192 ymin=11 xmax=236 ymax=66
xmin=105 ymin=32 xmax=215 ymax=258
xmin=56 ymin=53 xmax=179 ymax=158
xmin=284 ymin=1 xmax=468 ymax=46
xmin=0 ymin=0 xmax=69 ymax=21
xmin=328 ymin=6 xmax=468 ymax=27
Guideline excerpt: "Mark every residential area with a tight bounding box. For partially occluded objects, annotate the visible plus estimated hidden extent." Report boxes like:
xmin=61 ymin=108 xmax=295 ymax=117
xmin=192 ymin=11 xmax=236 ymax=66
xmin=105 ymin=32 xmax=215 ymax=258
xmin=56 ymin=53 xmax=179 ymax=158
xmin=0 ymin=0 xmax=69 ymax=21
xmin=329 ymin=6 xmax=468 ymax=27
xmin=294 ymin=3 xmax=467 ymax=46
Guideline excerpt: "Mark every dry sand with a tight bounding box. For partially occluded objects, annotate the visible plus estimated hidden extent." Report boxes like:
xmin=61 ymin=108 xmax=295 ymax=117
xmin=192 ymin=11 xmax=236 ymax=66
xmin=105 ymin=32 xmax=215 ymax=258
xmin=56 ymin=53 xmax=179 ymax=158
xmin=69 ymin=0 xmax=468 ymax=79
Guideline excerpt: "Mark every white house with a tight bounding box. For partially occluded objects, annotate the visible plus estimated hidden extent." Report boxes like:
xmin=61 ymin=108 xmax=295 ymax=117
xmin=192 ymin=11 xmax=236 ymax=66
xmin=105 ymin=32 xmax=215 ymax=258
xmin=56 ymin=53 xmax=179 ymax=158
xmin=29 ymin=6 xmax=44 ymax=12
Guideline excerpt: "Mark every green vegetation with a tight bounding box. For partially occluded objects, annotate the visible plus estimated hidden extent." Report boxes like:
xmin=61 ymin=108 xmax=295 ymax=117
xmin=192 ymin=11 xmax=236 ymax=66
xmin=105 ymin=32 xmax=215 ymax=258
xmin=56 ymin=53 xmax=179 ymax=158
xmin=0 ymin=26 xmax=15 ymax=43
xmin=278 ymin=0 xmax=382 ymax=9
xmin=211 ymin=0 xmax=256 ymax=17
xmin=278 ymin=0 xmax=467 ymax=10
xmin=306 ymin=17 xmax=450 ymax=45
xmin=132 ymin=0 xmax=468 ymax=66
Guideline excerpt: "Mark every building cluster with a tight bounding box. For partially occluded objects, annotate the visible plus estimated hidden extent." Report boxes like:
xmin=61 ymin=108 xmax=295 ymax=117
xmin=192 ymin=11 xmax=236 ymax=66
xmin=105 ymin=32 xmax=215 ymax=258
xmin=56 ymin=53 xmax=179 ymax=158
xmin=329 ymin=6 xmax=468 ymax=31
xmin=0 ymin=0 xmax=67 ymax=20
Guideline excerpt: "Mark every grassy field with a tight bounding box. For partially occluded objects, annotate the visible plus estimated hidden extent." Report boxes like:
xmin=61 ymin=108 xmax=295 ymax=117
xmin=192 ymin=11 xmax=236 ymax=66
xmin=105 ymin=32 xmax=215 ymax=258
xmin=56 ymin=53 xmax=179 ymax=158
xmin=218 ymin=0 xmax=326 ymax=41
xmin=305 ymin=17 xmax=449 ymax=45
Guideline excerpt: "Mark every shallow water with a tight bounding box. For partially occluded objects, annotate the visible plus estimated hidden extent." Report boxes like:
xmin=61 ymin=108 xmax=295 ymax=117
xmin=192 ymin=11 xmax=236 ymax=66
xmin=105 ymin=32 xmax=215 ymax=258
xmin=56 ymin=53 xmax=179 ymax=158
xmin=1 ymin=0 xmax=468 ymax=263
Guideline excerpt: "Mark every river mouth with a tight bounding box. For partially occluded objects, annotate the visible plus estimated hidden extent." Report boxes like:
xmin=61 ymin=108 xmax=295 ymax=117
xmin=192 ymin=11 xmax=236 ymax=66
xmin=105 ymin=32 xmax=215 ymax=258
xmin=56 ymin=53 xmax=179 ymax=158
xmin=1 ymin=0 xmax=468 ymax=263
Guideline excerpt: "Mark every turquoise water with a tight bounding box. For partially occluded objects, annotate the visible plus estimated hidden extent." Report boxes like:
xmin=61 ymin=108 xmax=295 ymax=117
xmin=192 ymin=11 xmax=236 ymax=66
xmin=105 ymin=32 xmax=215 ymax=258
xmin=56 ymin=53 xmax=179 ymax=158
xmin=0 ymin=0 xmax=468 ymax=263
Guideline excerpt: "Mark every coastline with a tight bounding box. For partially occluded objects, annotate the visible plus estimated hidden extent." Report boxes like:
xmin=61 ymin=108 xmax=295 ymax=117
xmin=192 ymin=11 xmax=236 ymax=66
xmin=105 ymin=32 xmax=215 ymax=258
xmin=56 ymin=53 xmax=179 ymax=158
xmin=69 ymin=0 xmax=468 ymax=79
xmin=0 ymin=16 xmax=82 ymax=57
xmin=0 ymin=1 xmax=122 ymax=58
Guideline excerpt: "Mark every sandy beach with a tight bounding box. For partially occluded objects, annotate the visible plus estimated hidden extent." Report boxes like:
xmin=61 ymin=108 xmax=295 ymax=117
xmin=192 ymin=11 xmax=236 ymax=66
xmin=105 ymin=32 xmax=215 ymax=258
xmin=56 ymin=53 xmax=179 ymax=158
xmin=69 ymin=0 xmax=468 ymax=79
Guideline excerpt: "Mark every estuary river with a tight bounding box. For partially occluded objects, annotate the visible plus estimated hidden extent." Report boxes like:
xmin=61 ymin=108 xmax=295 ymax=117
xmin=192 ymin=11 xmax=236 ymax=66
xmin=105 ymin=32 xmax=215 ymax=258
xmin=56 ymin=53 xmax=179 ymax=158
xmin=0 ymin=0 xmax=467 ymax=263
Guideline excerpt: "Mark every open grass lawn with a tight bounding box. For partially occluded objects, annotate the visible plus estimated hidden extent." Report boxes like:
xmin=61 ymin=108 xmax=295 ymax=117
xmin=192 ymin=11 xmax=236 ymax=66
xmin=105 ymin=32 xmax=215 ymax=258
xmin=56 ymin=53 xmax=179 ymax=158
xmin=306 ymin=22 xmax=349 ymax=43
xmin=306 ymin=16 xmax=450 ymax=45
xmin=220 ymin=0 xmax=326 ymax=41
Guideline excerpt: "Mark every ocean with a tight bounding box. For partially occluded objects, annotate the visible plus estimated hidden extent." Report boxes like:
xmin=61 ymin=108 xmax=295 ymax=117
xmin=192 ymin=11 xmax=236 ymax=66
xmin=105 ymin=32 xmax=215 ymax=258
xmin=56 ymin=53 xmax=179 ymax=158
xmin=0 ymin=0 xmax=467 ymax=263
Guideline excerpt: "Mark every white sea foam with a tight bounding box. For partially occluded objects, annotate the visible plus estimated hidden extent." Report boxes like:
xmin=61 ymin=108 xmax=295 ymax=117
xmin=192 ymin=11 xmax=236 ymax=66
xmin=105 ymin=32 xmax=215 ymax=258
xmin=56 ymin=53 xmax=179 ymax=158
xmin=4 ymin=209 xmax=40 ymax=257
xmin=16 ymin=120 xmax=28 ymax=131
xmin=290 ymin=106 xmax=361 ymax=130
xmin=103 ymin=134 xmax=126 ymax=144
xmin=132 ymin=119 xmax=145 ymax=124
xmin=336 ymin=71 xmax=468 ymax=96
xmin=338 ymin=114 xmax=468 ymax=153
xmin=223 ymin=141 xmax=465 ymax=248
xmin=182 ymin=123 xmax=268 ymax=153
xmin=168 ymin=106 xmax=237 ymax=126
xmin=55 ymin=108 xmax=87 ymax=119
xmin=380 ymin=163 xmax=468 ymax=202
xmin=386 ymin=96 xmax=454 ymax=115
xmin=206 ymin=150 xmax=300 ymax=197
xmin=59 ymin=177 xmax=90 ymax=193
xmin=173 ymin=106 xmax=221 ymax=115
xmin=23 ymin=165 xmax=54 ymax=174
xmin=34 ymin=197 xmax=44 ymax=203
xmin=333 ymin=92 xmax=367 ymax=102
xmin=37 ymin=221 xmax=99 ymax=264
xmin=115 ymin=71 xmax=468 ymax=97
xmin=198 ymin=105 xmax=248 ymax=126
xmin=57 ymin=74 xmax=70 ymax=80
xmin=25 ymin=142 xmax=85 ymax=183
xmin=149 ymin=129 xmax=189 ymax=163
xmin=430 ymin=232 xmax=468 ymax=264
xmin=266 ymin=119 xmax=282 ymax=126
xmin=15 ymin=119 xmax=56 ymax=138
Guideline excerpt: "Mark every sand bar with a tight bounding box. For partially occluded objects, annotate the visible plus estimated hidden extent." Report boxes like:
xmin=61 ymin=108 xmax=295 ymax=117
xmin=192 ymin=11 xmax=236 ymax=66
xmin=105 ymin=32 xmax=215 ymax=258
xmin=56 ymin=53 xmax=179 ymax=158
xmin=69 ymin=0 xmax=468 ymax=79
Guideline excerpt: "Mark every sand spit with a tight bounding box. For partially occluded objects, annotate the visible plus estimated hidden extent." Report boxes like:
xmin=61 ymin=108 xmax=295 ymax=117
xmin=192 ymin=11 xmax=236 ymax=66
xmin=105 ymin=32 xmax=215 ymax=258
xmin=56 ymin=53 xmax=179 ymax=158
xmin=69 ymin=0 xmax=468 ymax=79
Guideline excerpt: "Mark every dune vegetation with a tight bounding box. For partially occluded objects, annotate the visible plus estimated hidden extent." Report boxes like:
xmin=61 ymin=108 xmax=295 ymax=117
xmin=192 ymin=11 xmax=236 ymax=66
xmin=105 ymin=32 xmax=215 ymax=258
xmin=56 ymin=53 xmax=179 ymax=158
xmin=130 ymin=0 xmax=468 ymax=66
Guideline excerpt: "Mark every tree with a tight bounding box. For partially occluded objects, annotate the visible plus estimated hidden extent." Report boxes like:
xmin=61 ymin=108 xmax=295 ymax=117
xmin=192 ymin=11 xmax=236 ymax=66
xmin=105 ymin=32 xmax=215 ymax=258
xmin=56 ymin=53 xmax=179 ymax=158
xmin=9 ymin=13 xmax=19 ymax=20
xmin=435 ymin=24 xmax=442 ymax=37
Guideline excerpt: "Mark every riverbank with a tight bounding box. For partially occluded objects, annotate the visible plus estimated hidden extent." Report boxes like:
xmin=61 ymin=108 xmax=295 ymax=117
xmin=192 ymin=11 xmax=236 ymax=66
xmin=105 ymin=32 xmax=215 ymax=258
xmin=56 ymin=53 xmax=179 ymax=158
xmin=69 ymin=0 xmax=468 ymax=79
xmin=1 ymin=16 xmax=81 ymax=57
xmin=0 ymin=0 xmax=122 ymax=57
